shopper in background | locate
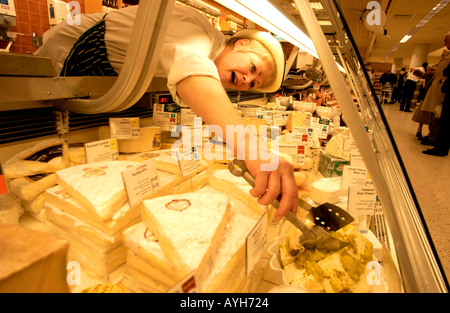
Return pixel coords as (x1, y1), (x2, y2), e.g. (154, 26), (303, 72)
(379, 69), (396, 104)
(423, 61), (450, 156)
(35, 5), (299, 220)
(400, 62), (428, 112)
(412, 66), (435, 139)
(391, 69), (406, 104)
(418, 33), (450, 146)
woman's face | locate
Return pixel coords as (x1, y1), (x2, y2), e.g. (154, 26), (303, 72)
(215, 40), (271, 91)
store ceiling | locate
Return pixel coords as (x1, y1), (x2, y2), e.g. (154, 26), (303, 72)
(271, 0), (450, 67)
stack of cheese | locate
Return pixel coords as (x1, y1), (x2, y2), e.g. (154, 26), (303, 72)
(121, 186), (261, 293)
(279, 224), (373, 293)
(45, 160), (141, 279)
(4, 139), (70, 221)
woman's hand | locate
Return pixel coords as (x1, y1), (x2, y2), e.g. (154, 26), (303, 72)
(245, 153), (298, 220)
(177, 75), (299, 220)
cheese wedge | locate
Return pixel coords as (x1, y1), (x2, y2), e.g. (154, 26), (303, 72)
(142, 191), (231, 276)
(55, 161), (138, 221)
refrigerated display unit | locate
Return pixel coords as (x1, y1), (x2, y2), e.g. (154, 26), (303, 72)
(0, 0), (448, 293)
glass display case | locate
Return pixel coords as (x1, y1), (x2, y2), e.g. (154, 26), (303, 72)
(0, 0), (448, 294)
(263, 0), (449, 292)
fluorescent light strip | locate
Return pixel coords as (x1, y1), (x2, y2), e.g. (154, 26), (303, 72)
(214, 0), (318, 58)
(399, 35), (411, 43)
(384, 0), (449, 60)
(310, 2), (324, 10)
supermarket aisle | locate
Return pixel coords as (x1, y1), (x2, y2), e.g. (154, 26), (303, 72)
(380, 103), (450, 281)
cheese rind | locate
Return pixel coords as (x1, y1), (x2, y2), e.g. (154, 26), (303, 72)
(55, 161), (138, 221)
(310, 179), (341, 204)
(142, 191), (231, 276)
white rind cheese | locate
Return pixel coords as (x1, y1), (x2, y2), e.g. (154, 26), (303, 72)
(310, 179), (341, 204)
(55, 161), (138, 221)
(142, 191), (231, 276)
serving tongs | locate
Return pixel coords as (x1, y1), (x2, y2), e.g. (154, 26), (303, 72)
(228, 159), (353, 251)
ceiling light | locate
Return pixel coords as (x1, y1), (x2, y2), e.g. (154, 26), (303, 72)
(399, 35), (411, 43)
(384, 0), (449, 60)
(310, 2), (323, 10)
(318, 20), (332, 26)
(214, 0), (319, 58)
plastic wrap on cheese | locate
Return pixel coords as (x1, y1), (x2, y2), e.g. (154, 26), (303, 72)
(55, 161), (139, 221)
(4, 139), (70, 179)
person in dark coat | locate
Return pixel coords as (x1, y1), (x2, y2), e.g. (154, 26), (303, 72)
(423, 61), (450, 156)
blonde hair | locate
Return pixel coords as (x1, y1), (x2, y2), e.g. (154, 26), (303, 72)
(226, 37), (277, 90)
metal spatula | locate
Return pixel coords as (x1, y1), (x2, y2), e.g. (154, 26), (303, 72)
(228, 159), (350, 251)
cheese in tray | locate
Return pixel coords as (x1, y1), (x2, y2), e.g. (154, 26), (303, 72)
(54, 161), (138, 221)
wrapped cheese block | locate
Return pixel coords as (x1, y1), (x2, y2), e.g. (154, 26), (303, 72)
(45, 184), (139, 238)
(0, 223), (70, 292)
(8, 173), (57, 201)
(99, 125), (161, 153)
(122, 187), (259, 293)
(55, 161), (138, 221)
(122, 222), (183, 292)
(4, 139), (70, 179)
(142, 191), (231, 277)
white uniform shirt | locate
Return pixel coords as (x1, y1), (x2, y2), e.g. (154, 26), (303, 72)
(405, 66), (425, 83)
(35, 5), (227, 104)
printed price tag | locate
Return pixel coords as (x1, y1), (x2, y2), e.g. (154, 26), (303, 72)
(246, 212), (268, 276)
(350, 150), (365, 168)
(122, 159), (160, 207)
(84, 138), (119, 163)
(109, 117), (140, 139)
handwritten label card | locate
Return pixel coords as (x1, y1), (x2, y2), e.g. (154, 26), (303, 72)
(122, 159), (160, 207)
(84, 138), (119, 163)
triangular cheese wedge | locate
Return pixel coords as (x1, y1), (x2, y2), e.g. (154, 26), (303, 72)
(142, 191), (230, 277)
(55, 161), (138, 221)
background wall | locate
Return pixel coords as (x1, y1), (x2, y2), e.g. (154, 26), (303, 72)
(8, 0), (85, 54)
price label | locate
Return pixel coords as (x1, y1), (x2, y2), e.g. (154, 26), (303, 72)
(122, 159), (160, 207)
(84, 138), (119, 163)
(175, 145), (203, 176)
(109, 117), (140, 139)
(348, 185), (377, 216)
(341, 165), (367, 190)
(246, 212), (268, 276)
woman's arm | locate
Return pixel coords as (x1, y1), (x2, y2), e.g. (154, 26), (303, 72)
(177, 75), (298, 220)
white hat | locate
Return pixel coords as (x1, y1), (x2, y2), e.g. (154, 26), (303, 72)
(233, 30), (285, 93)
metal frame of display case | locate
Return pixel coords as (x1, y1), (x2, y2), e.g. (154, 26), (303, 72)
(280, 0), (448, 292)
